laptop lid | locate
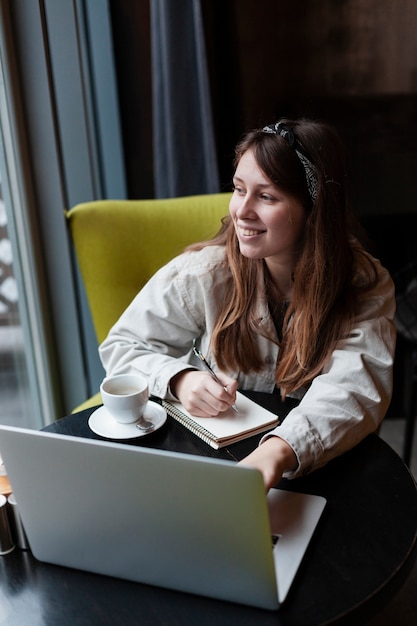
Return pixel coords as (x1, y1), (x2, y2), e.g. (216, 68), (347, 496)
(0, 426), (325, 610)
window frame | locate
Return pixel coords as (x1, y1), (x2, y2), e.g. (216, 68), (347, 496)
(1, 0), (126, 422)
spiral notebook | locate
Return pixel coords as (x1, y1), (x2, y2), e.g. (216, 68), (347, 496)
(162, 391), (280, 448)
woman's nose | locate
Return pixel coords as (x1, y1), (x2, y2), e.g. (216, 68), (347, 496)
(235, 195), (256, 219)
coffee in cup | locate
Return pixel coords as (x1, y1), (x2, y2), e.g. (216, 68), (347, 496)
(100, 374), (149, 424)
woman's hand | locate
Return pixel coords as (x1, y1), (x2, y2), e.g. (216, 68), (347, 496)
(170, 370), (238, 417)
(239, 436), (298, 491)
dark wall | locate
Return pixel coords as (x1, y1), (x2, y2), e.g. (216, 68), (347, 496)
(216, 0), (417, 218)
(110, 1), (417, 220)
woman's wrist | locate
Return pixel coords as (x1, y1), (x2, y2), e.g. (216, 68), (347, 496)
(266, 435), (298, 474)
(169, 369), (196, 399)
(239, 436), (298, 490)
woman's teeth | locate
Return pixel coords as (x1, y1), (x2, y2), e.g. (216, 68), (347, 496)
(240, 228), (263, 236)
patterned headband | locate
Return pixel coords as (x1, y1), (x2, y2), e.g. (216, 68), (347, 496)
(262, 122), (318, 201)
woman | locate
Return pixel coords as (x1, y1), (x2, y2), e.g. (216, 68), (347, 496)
(99, 118), (396, 490)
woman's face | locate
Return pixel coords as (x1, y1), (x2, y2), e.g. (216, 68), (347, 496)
(229, 148), (307, 280)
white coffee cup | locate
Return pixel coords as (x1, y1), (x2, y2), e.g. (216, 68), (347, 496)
(100, 374), (149, 424)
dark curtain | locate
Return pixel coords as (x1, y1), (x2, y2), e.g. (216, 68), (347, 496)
(150, 0), (220, 198)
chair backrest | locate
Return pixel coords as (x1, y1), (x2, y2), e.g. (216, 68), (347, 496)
(66, 193), (231, 344)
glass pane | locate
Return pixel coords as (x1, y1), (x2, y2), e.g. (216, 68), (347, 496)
(0, 187), (32, 427)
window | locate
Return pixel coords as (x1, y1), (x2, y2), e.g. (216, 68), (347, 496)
(0, 46), (50, 428)
(0, 1), (125, 424)
(0, 179), (33, 427)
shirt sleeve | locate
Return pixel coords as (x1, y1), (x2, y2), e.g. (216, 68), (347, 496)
(262, 262), (397, 479)
(99, 249), (226, 399)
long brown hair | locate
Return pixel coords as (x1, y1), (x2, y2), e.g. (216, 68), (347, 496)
(188, 118), (378, 396)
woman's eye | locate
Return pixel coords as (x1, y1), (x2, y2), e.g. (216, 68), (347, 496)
(261, 194), (274, 202)
(233, 185), (245, 195)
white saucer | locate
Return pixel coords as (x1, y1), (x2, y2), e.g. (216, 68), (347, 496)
(88, 401), (167, 439)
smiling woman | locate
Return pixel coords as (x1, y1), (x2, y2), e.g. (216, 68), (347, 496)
(99, 118), (396, 491)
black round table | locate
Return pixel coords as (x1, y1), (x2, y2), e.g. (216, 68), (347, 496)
(1, 392), (416, 625)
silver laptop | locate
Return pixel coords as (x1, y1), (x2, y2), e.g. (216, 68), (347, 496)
(0, 425), (325, 610)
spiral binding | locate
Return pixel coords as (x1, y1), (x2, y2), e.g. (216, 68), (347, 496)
(162, 401), (218, 448)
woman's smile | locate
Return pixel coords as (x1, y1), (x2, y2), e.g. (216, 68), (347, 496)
(237, 226), (266, 237)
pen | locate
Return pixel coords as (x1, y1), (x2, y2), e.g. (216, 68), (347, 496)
(192, 343), (239, 413)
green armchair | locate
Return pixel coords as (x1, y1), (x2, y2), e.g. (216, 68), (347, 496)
(66, 193), (231, 410)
